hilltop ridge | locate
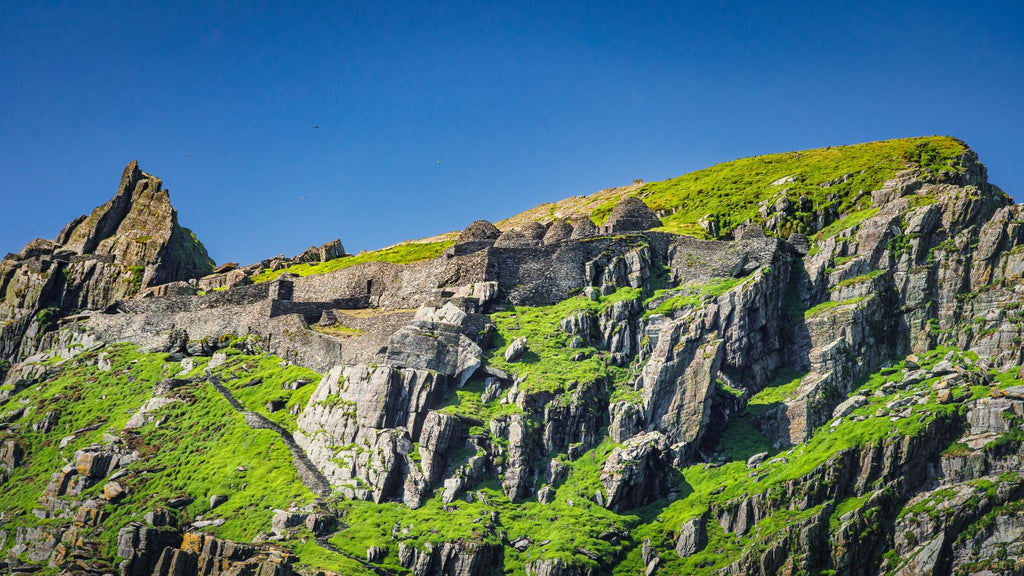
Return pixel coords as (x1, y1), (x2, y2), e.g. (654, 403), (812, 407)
(1, 136), (1023, 576)
(244, 136), (988, 285)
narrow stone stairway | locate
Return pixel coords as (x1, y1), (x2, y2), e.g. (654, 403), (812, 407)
(207, 374), (332, 497)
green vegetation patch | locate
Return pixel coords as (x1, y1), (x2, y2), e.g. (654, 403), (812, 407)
(804, 296), (867, 319)
(310, 323), (365, 339)
(253, 239), (454, 283)
(644, 276), (749, 318)
(484, 289), (637, 394)
(589, 137), (966, 239)
(746, 369), (806, 415)
(209, 352), (322, 431)
(324, 441), (641, 574)
(836, 269), (887, 288)
(0, 344), (163, 520)
(92, 379), (315, 549)
(613, 346), (978, 575)
(0, 344), (318, 563)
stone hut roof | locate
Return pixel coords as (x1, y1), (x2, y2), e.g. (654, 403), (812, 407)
(603, 197), (662, 233)
(454, 220), (501, 254)
(542, 220), (573, 244)
(493, 229), (533, 248)
(520, 221), (548, 244)
(569, 216), (598, 239)
(456, 220), (501, 244)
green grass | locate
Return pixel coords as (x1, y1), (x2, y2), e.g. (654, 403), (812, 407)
(806, 207), (881, 256)
(643, 276), (749, 318)
(0, 344), (163, 520)
(589, 137), (966, 239)
(484, 289), (636, 394)
(836, 269), (887, 287)
(89, 378), (315, 549)
(311, 324), (365, 338)
(436, 377), (522, 422)
(1, 289), (1012, 576)
(812, 207), (881, 244)
(804, 296), (867, 319)
(746, 369), (806, 415)
(612, 347), (979, 575)
(0, 345), (318, 564)
(830, 495), (868, 530)
(252, 239), (454, 283)
(323, 441), (642, 574)
(208, 352), (322, 431)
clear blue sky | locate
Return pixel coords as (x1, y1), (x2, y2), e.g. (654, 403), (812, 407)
(2, 1), (1022, 265)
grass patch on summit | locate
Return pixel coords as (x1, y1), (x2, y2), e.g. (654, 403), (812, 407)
(590, 137), (965, 239)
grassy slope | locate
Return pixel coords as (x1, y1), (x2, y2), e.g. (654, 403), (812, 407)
(1, 136), (1005, 574)
(0, 344), (372, 575)
(317, 344), (1023, 575)
(3, 340), (1021, 574)
(505, 136), (966, 239)
(620, 136), (966, 237)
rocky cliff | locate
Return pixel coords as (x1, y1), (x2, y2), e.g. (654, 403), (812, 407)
(1, 137), (1023, 576)
(0, 160), (213, 366)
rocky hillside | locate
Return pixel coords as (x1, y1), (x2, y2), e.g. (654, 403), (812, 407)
(0, 161), (213, 362)
(1, 137), (1023, 576)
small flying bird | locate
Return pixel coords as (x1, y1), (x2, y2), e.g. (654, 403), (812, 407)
(436, 160), (442, 166)
(312, 125), (320, 129)
(185, 154), (192, 159)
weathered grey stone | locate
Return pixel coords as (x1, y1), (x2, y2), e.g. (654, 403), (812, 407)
(543, 220), (573, 244)
(386, 323), (482, 386)
(504, 336), (528, 362)
(600, 432), (672, 512)
(569, 215), (598, 239)
(271, 510), (306, 535)
(603, 197), (662, 233)
(746, 452), (769, 468)
(455, 220), (500, 254)
(675, 513), (708, 557)
(832, 395), (867, 419)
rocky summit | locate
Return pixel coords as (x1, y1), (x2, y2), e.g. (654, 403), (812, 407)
(1, 137), (1023, 576)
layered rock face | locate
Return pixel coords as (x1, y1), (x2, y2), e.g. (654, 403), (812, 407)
(0, 161), (213, 363)
(2, 139), (1024, 576)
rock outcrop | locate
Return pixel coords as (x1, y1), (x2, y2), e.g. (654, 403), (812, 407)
(0, 160), (213, 362)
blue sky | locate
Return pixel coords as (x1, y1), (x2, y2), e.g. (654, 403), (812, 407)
(1, 1), (1022, 265)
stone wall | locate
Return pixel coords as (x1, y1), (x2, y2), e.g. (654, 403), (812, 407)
(117, 282), (272, 315)
(289, 249), (491, 309)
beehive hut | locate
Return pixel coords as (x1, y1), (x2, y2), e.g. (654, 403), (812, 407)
(520, 221), (548, 244)
(493, 229), (532, 248)
(569, 216), (598, 239)
(542, 219), (573, 244)
(603, 197), (662, 233)
(454, 220), (501, 255)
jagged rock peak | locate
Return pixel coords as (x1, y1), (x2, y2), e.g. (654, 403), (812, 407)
(54, 160), (214, 284)
(0, 160), (215, 355)
(57, 160), (157, 252)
